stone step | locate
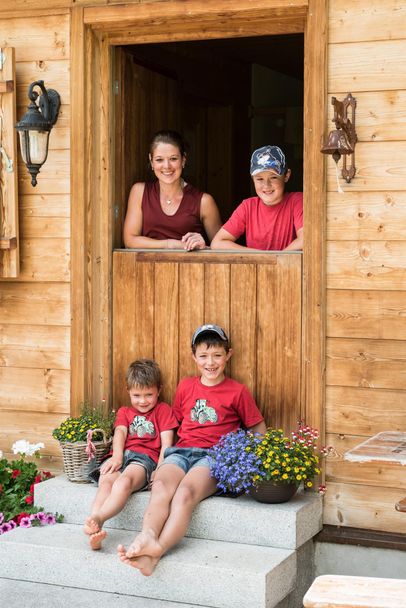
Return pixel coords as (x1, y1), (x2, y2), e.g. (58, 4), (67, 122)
(0, 522), (296, 608)
(0, 579), (210, 608)
(35, 475), (322, 550)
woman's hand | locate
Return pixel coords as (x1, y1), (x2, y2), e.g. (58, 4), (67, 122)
(100, 455), (123, 475)
(181, 232), (207, 251)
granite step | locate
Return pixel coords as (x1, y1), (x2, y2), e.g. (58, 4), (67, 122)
(0, 522), (296, 608)
(35, 475), (322, 550)
(0, 579), (209, 608)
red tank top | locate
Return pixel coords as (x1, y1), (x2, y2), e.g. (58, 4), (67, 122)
(141, 181), (205, 241)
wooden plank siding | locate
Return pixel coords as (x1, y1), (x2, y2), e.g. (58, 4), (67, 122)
(112, 251), (302, 434)
(325, 0), (406, 533)
(0, 11), (70, 467)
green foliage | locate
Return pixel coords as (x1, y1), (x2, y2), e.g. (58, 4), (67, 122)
(0, 456), (60, 523)
(52, 401), (115, 443)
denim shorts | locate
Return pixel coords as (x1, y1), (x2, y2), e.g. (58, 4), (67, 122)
(161, 447), (210, 474)
(88, 449), (156, 487)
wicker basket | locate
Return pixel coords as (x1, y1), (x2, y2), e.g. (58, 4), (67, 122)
(59, 428), (112, 483)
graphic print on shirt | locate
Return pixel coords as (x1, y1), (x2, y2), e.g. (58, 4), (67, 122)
(190, 399), (218, 424)
(129, 415), (156, 437)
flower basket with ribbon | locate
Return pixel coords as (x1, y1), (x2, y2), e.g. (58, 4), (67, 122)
(52, 402), (115, 483)
(59, 428), (112, 483)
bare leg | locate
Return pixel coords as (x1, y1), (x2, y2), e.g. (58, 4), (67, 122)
(84, 471), (119, 536)
(117, 464), (184, 567)
(85, 465), (147, 550)
(119, 467), (217, 575)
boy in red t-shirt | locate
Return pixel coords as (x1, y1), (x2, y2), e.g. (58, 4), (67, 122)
(212, 145), (303, 251)
(83, 359), (178, 550)
(117, 324), (266, 575)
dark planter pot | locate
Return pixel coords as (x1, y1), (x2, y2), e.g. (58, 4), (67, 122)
(249, 481), (298, 504)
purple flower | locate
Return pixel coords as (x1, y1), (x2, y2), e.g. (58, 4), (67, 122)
(0, 522), (14, 533)
(45, 514), (56, 525)
(19, 517), (32, 528)
(33, 511), (47, 524)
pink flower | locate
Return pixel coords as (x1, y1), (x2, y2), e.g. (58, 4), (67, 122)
(15, 512), (30, 525)
(318, 484), (326, 495)
(19, 516), (32, 528)
(45, 514), (56, 525)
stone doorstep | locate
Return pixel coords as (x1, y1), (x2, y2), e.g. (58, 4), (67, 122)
(0, 523), (297, 608)
(0, 579), (211, 608)
(35, 475), (323, 550)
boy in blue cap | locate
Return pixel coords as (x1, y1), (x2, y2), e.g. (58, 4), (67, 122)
(117, 324), (266, 575)
(212, 145), (303, 251)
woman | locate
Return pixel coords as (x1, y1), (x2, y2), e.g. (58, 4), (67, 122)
(123, 131), (222, 250)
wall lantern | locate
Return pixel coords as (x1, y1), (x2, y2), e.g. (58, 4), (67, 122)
(15, 80), (60, 187)
(321, 93), (357, 183)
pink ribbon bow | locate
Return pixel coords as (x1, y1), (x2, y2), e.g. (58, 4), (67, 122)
(86, 429), (96, 462)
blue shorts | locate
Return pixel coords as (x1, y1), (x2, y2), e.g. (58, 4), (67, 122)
(88, 449), (156, 487)
(161, 447), (210, 474)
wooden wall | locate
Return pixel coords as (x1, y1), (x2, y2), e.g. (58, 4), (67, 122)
(113, 251), (302, 434)
(324, 0), (406, 533)
(0, 10), (71, 469)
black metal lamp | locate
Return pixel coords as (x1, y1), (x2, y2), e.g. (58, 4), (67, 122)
(15, 80), (60, 187)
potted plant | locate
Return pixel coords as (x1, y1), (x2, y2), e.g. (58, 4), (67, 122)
(52, 402), (115, 483)
(207, 421), (328, 503)
(0, 441), (63, 534)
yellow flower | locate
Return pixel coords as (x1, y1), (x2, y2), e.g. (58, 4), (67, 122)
(296, 475), (302, 480)
(306, 481), (313, 487)
(282, 473), (288, 479)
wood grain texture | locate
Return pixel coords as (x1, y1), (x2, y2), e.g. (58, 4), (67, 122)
(327, 142), (406, 193)
(327, 192), (406, 241)
(326, 337), (406, 390)
(328, 40), (406, 93)
(327, 289), (406, 339)
(0, 47), (19, 278)
(327, 241), (406, 291)
(329, 0), (406, 44)
(328, 91), (406, 143)
(304, 574), (406, 608)
(112, 252), (302, 427)
(326, 386), (406, 435)
(323, 482), (406, 533)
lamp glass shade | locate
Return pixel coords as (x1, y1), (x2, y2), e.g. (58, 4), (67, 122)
(18, 129), (50, 165)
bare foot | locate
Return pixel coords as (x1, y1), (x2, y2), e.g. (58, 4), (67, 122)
(83, 516), (101, 536)
(117, 545), (160, 576)
(89, 529), (107, 550)
(125, 529), (163, 558)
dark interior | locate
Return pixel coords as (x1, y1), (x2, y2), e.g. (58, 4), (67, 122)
(114, 34), (303, 245)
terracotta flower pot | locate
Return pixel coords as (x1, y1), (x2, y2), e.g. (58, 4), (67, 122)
(249, 481), (298, 504)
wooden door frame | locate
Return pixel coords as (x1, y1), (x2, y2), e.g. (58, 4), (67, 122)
(70, 0), (327, 436)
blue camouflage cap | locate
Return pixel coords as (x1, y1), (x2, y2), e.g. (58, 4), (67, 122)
(250, 145), (286, 176)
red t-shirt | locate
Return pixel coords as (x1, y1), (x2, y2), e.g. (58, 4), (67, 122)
(114, 402), (178, 463)
(172, 376), (264, 449)
(222, 191), (303, 250)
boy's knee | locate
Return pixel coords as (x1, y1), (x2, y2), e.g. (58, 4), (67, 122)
(112, 475), (133, 493)
(173, 484), (196, 508)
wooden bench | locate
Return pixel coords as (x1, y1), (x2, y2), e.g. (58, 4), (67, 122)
(303, 575), (406, 608)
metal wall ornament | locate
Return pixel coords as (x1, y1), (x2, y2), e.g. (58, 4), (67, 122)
(15, 80), (60, 187)
(321, 93), (357, 184)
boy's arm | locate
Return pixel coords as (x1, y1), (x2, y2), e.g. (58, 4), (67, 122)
(156, 429), (175, 468)
(100, 425), (127, 474)
(283, 226), (303, 251)
(248, 420), (267, 436)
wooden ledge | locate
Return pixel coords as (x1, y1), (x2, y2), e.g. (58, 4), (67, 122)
(114, 248), (302, 265)
(316, 525), (406, 552)
(0, 80), (14, 93)
(396, 497), (406, 513)
(303, 575), (406, 608)
(0, 236), (17, 250)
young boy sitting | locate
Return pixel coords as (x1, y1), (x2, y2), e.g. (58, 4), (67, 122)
(117, 324), (266, 575)
(83, 359), (178, 550)
(211, 145), (303, 251)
